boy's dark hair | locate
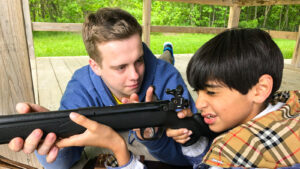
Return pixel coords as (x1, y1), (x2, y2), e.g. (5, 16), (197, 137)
(82, 7), (142, 65)
(187, 28), (283, 102)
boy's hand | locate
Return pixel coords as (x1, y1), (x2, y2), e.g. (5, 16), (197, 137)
(56, 112), (130, 166)
(8, 103), (59, 163)
(166, 109), (193, 144)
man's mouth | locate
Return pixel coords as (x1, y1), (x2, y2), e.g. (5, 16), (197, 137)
(128, 83), (139, 89)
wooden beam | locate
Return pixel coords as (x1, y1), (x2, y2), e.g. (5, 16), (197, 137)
(157, 0), (233, 6)
(228, 4), (241, 28)
(22, 0), (38, 104)
(0, 0), (34, 114)
(292, 26), (300, 68)
(267, 30), (298, 40)
(157, 0), (300, 6)
(0, 0), (41, 168)
(236, 0), (300, 6)
(151, 26), (226, 34)
(142, 0), (152, 46)
(32, 22), (298, 40)
(32, 22), (82, 32)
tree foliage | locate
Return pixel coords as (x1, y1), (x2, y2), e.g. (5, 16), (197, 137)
(29, 0), (299, 31)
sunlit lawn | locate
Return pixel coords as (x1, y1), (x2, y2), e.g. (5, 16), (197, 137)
(33, 31), (296, 59)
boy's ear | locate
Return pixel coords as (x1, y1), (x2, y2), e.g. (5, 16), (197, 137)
(89, 59), (102, 76)
(252, 74), (273, 104)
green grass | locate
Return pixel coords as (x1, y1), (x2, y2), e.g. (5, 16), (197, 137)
(33, 31), (296, 59)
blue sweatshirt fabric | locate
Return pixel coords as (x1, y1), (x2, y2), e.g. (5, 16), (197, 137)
(35, 43), (197, 169)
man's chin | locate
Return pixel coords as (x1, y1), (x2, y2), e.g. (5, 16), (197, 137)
(126, 87), (140, 95)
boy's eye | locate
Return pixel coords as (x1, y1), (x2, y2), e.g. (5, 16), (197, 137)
(206, 91), (215, 95)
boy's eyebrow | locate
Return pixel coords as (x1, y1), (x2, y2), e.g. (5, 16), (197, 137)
(205, 84), (222, 88)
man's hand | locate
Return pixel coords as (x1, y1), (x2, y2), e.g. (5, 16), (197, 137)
(56, 112), (130, 166)
(8, 103), (59, 163)
(122, 86), (156, 140)
(166, 109), (193, 144)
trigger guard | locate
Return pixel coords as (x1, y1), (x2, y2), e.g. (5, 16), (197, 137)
(140, 127), (164, 141)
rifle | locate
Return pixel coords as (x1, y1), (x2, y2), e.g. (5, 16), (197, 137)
(0, 85), (216, 146)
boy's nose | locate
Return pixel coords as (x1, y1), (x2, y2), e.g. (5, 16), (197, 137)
(196, 92), (208, 110)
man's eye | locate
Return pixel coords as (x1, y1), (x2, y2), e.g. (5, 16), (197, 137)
(137, 57), (144, 63)
(118, 65), (126, 70)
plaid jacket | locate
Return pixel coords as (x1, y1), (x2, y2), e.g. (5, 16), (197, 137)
(202, 91), (300, 169)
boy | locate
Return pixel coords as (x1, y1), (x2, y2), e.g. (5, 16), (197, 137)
(56, 28), (299, 168)
(8, 7), (196, 168)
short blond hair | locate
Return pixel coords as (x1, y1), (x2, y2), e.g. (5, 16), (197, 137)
(82, 8), (142, 64)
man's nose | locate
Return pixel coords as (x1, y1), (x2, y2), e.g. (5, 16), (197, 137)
(129, 65), (139, 80)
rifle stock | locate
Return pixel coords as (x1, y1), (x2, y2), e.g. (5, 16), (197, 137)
(0, 86), (216, 146)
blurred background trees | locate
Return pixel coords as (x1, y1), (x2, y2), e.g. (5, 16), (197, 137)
(29, 0), (299, 31)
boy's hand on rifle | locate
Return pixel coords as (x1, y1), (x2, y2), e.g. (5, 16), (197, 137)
(56, 112), (130, 166)
(166, 109), (193, 144)
(8, 103), (59, 163)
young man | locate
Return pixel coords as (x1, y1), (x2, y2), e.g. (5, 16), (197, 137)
(55, 28), (300, 168)
(8, 7), (196, 168)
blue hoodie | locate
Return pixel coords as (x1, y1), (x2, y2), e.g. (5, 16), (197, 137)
(35, 43), (197, 169)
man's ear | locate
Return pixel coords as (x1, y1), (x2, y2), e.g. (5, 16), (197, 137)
(89, 59), (102, 76)
(252, 74), (273, 104)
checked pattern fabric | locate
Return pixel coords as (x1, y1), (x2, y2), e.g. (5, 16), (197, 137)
(202, 91), (300, 169)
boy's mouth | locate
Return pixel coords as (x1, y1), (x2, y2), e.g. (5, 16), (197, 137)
(202, 113), (217, 125)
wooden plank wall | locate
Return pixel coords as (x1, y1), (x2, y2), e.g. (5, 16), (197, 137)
(0, 0), (41, 168)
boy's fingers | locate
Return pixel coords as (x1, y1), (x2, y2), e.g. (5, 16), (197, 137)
(145, 86), (154, 102)
(69, 112), (99, 131)
(175, 137), (191, 144)
(56, 136), (79, 148)
(166, 128), (192, 137)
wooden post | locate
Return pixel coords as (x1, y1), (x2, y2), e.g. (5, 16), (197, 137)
(143, 0), (152, 46)
(292, 25), (300, 68)
(0, 0), (41, 168)
(23, 0), (39, 104)
(227, 4), (241, 28)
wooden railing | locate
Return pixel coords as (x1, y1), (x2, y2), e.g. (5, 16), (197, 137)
(29, 0), (300, 68)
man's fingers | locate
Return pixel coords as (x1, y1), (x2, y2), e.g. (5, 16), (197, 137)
(28, 103), (49, 112)
(129, 93), (139, 103)
(177, 109), (193, 118)
(8, 137), (24, 152)
(37, 133), (57, 155)
(145, 86), (154, 102)
(46, 146), (59, 163)
(23, 129), (43, 154)
(16, 103), (31, 114)
(16, 102), (49, 114)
